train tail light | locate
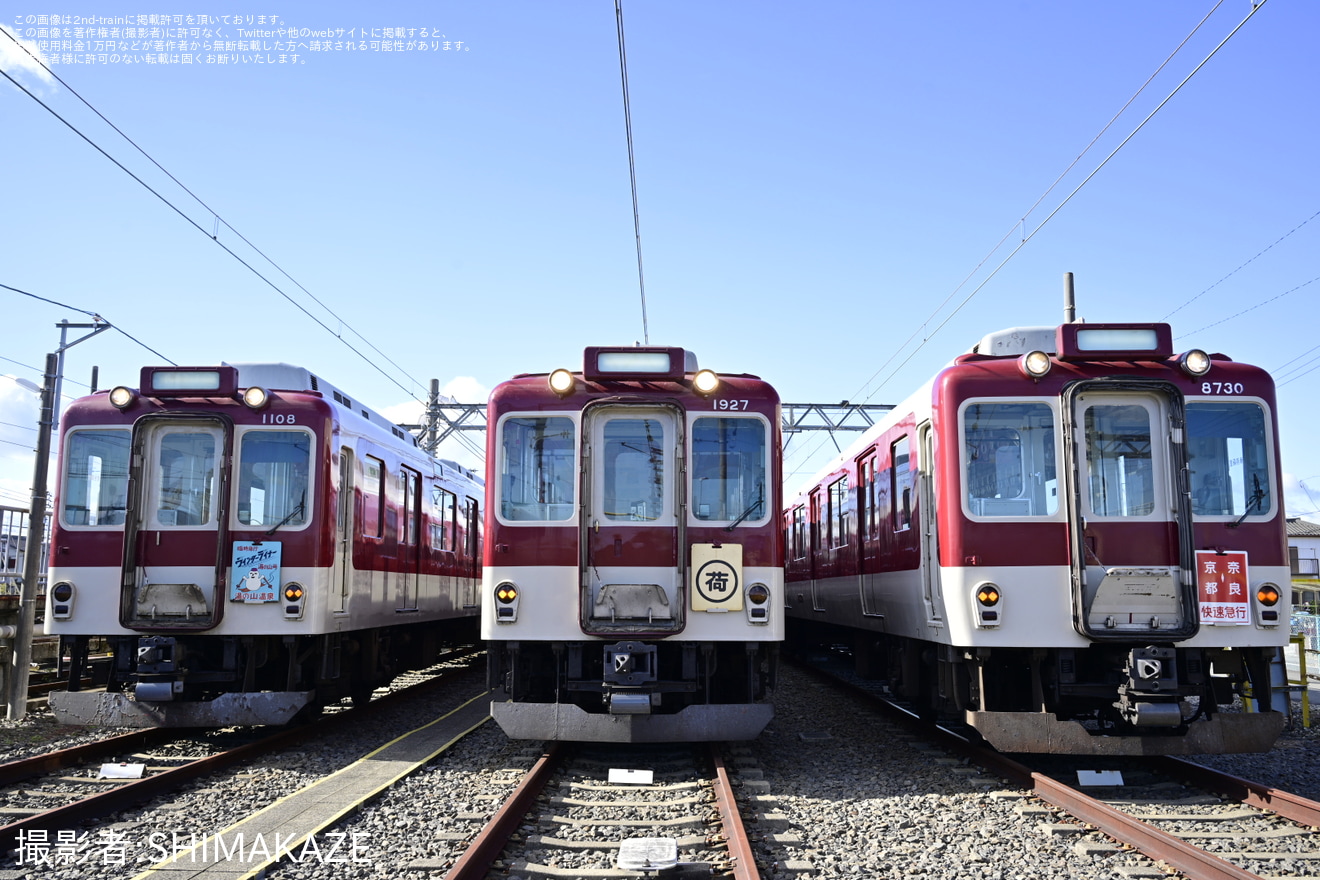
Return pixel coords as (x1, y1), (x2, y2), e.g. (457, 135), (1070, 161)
(1256, 582), (1281, 624)
(745, 582), (770, 625)
(495, 581), (520, 622)
(282, 582), (306, 620)
(974, 582), (1001, 627)
(50, 581), (75, 621)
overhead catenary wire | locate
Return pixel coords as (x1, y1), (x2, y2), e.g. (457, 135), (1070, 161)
(0, 283), (177, 367)
(615, 0), (650, 345)
(782, 0), (1272, 481)
(0, 27), (427, 403)
(0, 34), (434, 415)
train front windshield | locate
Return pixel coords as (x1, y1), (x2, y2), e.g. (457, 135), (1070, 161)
(959, 398), (1274, 520)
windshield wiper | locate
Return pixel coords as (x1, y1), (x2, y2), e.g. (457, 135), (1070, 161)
(1227, 475), (1266, 529)
(724, 483), (764, 533)
(266, 493), (307, 536)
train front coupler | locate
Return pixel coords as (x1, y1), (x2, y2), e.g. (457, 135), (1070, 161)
(1112, 645), (1184, 728)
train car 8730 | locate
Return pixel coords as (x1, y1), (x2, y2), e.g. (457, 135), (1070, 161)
(483, 346), (782, 742)
(786, 322), (1290, 754)
(47, 363), (482, 726)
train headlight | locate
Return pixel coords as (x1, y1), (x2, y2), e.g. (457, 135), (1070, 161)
(693, 369), (720, 395)
(282, 581), (306, 620)
(1178, 349), (1211, 377)
(1018, 350), (1052, 380)
(109, 386), (137, 409)
(745, 582), (770, 625)
(548, 369), (575, 396)
(974, 581), (1001, 627)
(242, 386), (271, 410)
(50, 581), (74, 620)
(494, 581), (520, 622)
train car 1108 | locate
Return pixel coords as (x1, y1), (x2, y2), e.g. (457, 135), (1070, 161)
(483, 346), (782, 742)
(786, 322), (1290, 754)
(46, 363), (482, 726)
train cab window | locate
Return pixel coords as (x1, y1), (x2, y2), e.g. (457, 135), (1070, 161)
(236, 430), (311, 529)
(691, 417), (767, 524)
(962, 402), (1058, 518)
(152, 430), (219, 527)
(1083, 405), (1154, 517)
(499, 417), (576, 522)
(62, 429), (130, 527)
(602, 418), (666, 521)
(431, 486), (457, 551)
(1187, 402), (1272, 518)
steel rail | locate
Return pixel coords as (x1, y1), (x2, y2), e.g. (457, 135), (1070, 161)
(709, 745), (762, 880)
(442, 742), (566, 880)
(0, 650), (480, 850)
(790, 658), (1269, 880)
(1157, 755), (1320, 828)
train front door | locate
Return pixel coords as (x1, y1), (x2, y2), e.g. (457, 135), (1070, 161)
(1065, 382), (1196, 639)
(120, 414), (230, 630)
(580, 404), (683, 635)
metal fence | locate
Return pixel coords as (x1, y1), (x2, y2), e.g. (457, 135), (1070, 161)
(1294, 613), (1320, 653)
(0, 505), (48, 598)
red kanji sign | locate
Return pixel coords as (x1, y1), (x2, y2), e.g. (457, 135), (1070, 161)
(1196, 549), (1250, 626)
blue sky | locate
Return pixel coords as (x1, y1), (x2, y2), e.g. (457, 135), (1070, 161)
(2, 1), (1318, 516)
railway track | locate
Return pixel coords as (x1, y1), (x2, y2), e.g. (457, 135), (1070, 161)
(445, 741), (761, 880)
(0, 648), (483, 856)
(795, 655), (1320, 880)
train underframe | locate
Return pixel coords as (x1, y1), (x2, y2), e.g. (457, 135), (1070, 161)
(793, 620), (1285, 755)
(50, 618), (477, 727)
(487, 639), (778, 742)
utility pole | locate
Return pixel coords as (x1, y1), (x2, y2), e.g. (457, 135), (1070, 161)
(8, 319), (110, 720)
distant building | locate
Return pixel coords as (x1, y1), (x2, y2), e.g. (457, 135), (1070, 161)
(1289, 517), (1320, 611)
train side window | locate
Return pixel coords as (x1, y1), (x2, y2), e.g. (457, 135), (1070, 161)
(1186, 402), (1272, 518)
(362, 456), (385, 537)
(828, 476), (850, 549)
(793, 505), (807, 559)
(62, 429), (130, 527)
(892, 437), (911, 532)
(236, 430), (311, 528)
(431, 486), (457, 551)
(962, 402), (1058, 518)
(465, 498), (481, 558)
(499, 416), (576, 522)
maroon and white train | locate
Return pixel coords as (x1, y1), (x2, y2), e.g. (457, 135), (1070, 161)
(46, 363), (482, 726)
(786, 322), (1290, 754)
(482, 346), (782, 742)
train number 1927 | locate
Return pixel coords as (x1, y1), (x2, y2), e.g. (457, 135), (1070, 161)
(713, 399), (750, 411)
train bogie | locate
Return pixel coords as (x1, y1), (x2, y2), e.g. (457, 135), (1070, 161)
(46, 363), (482, 726)
(483, 347), (782, 742)
(786, 323), (1290, 755)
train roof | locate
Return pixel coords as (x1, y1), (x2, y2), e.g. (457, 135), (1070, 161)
(223, 362), (420, 448)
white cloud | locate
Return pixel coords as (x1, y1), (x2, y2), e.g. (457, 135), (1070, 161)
(0, 26), (56, 88)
